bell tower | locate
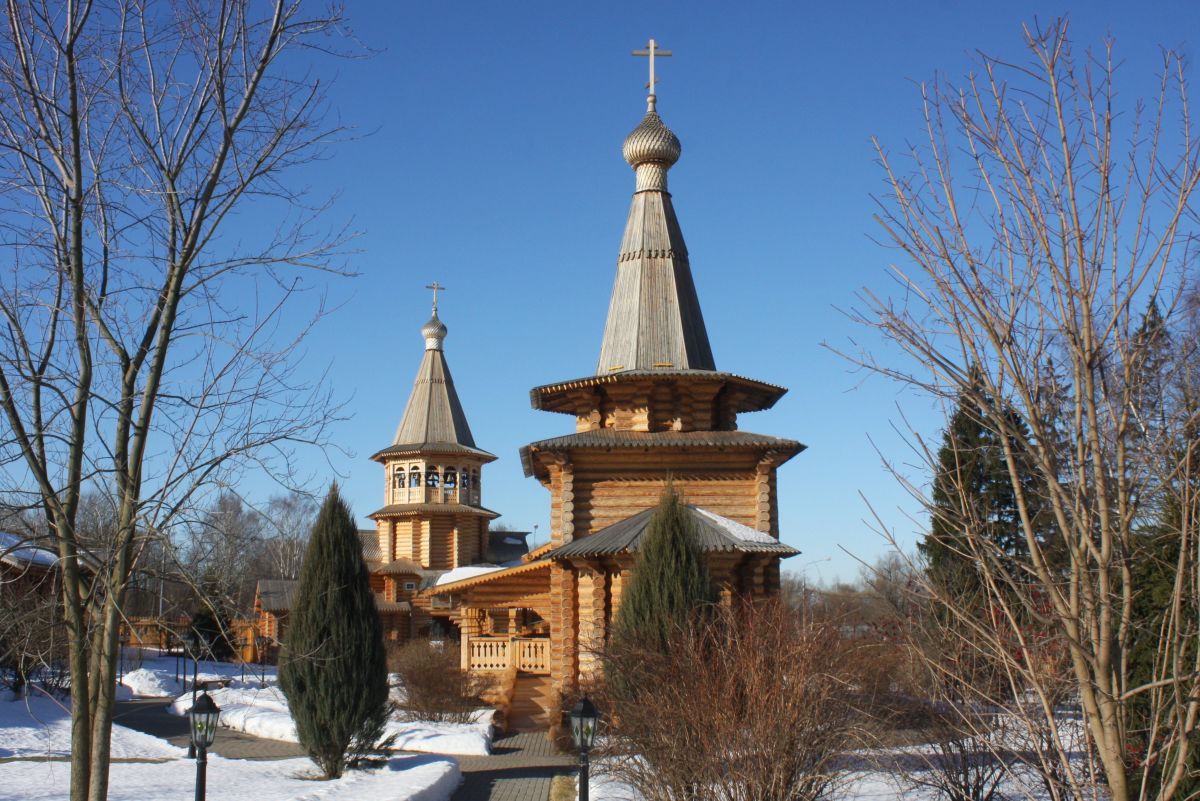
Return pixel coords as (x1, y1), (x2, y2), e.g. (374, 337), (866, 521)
(369, 289), (498, 571)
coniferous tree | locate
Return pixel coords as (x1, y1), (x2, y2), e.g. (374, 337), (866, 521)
(278, 485), (389, 779)
(612, 488), (717, 652)
(920, 379), (1050, 595)
(1125, 301), (1200, 800)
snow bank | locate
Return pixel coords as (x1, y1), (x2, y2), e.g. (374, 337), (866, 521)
(0, 752), (460, 801)
(120, 668), (182, 699)
(168, 682), (493, 756)
(0, 694), (183, 760)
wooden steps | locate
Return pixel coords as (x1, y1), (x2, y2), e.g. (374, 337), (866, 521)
(506, 674), (554, 731)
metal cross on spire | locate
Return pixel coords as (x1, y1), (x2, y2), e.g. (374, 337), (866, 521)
(425, 281), (445, 313)
(632, 38), (672, 96)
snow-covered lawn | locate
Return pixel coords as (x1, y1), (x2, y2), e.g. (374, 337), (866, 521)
(120, 651), (270, 698)
(0, 680), (462, 801)
(167, 683), (494, 756)
(0, 693), (183, 760)
(118, 650), (493, 756)
(1, 752), (460, 801)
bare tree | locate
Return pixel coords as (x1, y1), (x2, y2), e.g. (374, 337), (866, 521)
(0, 2), (351, 799)
(600, 601), (866, 801)
(845, 19), (1200, 801)
(261, 490), (318, 580)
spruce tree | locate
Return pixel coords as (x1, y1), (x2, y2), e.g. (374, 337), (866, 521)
(613, 487), (717, 652)
(278, 484), (389, 779)
(920, 379), (1049, 595)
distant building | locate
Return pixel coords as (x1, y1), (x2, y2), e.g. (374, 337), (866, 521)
(0, 530), (60, 597)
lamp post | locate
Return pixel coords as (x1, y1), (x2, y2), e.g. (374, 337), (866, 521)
(187, 692), (220, 801)
(184, 631), (200, 757)
(570, 697), (599, 801)
(254, 635), (268, 687)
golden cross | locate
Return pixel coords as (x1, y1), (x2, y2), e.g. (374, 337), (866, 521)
(425, 281), (445, 313)
(632, 38), (672, 95)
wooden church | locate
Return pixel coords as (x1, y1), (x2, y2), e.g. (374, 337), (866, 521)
(369, 52), (805, 727)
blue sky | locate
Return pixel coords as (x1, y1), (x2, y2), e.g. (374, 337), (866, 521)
(243, 1), (1200, 585)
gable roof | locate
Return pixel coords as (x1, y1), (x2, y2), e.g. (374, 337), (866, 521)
(486, 530), (530, 564)
(0, 530), (59, 570)
(549, 505), (799, 559)
(256, 579), (297, 612)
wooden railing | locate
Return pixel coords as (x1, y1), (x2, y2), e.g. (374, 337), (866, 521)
(389, 486), (481, 506)
(515, 638), (550, 673)
(468, 637), (550, 675)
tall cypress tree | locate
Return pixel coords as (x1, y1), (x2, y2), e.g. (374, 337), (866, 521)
(278, 485), (389, 779)
(613, 487), (717, 652)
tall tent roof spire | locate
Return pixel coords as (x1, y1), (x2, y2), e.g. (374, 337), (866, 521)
(390, 296), (480, 452)
(596, 42), (715, 375)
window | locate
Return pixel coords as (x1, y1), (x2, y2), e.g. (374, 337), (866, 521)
(409, 467), (420, 488)
(443, 468), (457, 489)
(403, 581), (417, 592)
(426, 468), (440, 488)
(460, 471), (471, 490)
(393, 467), (405, 489)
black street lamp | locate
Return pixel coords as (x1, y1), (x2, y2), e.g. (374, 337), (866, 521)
(570, 697), (599, 801)
(187, 692), (220, 801)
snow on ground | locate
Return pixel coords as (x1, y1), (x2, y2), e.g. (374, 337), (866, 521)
(0, 752), (461, 801)
(119, 650), (269, 698)
(167, 683), (494, 756)
(0, 693), (183, 760)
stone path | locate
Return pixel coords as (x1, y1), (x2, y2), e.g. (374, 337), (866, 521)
(450, 731), (576, 801)
(114, 699), (577, 801)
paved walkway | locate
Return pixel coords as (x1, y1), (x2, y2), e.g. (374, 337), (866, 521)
(113, 698), (305, 760)
(114, 699), (577, 801)
(450, 731), (576, 801)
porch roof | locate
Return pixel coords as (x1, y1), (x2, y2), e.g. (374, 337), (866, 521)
(376, 599), (413, 613)
(549, 505), (800, 559)
(423, 558), (551, 594)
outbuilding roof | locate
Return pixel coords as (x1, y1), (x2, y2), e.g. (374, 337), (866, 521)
(0, 530), (59, 569)
(256, 579), (297, 612)
(549, 505), (799, 559)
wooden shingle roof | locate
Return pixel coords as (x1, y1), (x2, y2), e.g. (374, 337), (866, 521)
(521, 429), (805, 478)
(379, 309), (495, 462)
(596, 101), (714, 375)
(256, 580), (297, 612)
(367, 502), (500, 520)
(549, 506), (799, 559)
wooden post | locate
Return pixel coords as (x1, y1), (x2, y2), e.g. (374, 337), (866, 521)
(577, 566), (607, 677)
(550, 562), (578, 694)
(460, 608), (481, 671)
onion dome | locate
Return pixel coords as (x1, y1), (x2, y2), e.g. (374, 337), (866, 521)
(622, 96), (681, 171)
(421, 311), (448, 351)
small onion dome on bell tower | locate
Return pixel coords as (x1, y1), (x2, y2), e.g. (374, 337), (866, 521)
(421, 311), (448, 351)
(622, 96), (681, 192)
